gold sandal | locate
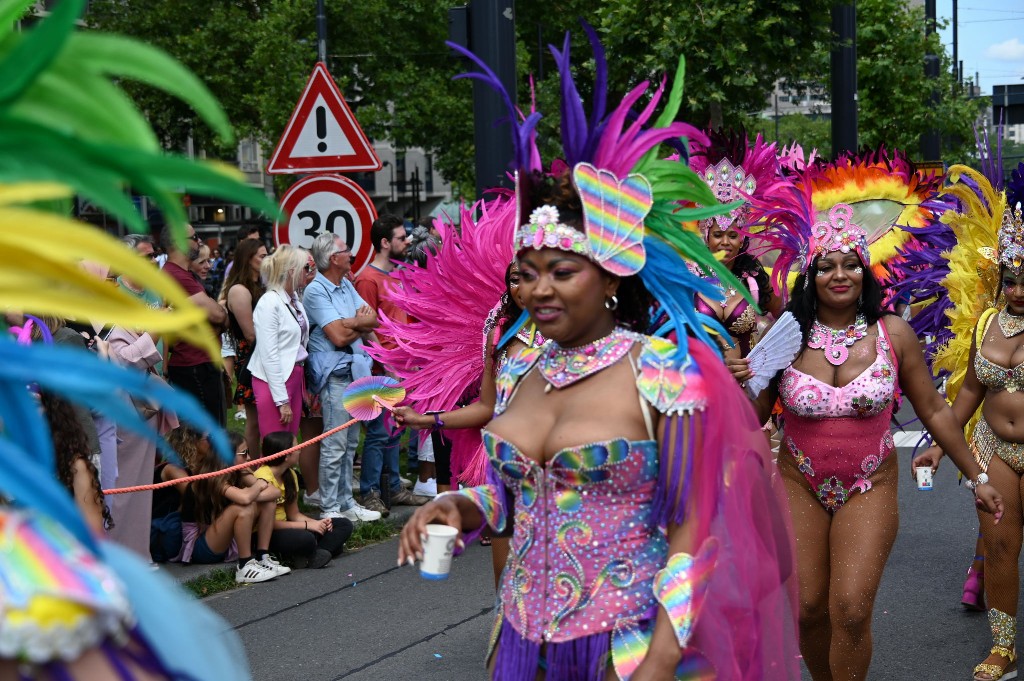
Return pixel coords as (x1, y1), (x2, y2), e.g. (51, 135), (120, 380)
(973, 645), (1017, 680)
(975, 609), (1018, 681)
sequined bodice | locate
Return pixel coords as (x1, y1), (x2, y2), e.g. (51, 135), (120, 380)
(780, 335), (896, 418)
(974, 352), (1024, 394)
(482, 431), (667, 644)
(695, 296), (757, 336)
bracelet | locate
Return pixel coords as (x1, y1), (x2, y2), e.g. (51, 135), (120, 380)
(426, 410), (445, 431)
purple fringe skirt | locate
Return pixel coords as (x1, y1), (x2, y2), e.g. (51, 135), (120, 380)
(491, 618), (612, 681)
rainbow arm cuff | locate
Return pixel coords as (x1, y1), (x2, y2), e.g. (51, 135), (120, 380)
(653, 536), (719, 649)
(436, 485), (507, 550)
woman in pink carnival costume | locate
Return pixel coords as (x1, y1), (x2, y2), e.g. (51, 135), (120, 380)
(730, 151), (1004, 680)
(398, 25), (799, 681)
(688, 128), (788, 357)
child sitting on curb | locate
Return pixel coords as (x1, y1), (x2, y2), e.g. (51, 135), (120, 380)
(254, 431), (353, 569)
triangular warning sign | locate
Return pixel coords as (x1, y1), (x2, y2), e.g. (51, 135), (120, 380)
(267, 62), (382, 174)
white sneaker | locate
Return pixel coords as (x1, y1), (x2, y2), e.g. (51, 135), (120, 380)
(412, 478), (437, 498)
(233, 410), (247, 421)
(399, 476), (413, 489)
(338, 505), (382, 522)
(259, 554), (291, 577)
(235, 558), (277, 584)
(302, 490), (321, 508)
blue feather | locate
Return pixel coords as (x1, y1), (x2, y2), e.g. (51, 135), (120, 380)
(0, 438), (97, 550)
(0, 339), (232, 464)
(639, 237), (730, 360)
(496, 309), (530, 350)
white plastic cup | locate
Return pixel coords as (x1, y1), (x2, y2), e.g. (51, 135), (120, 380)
(915, 466), (933, 491)
(420, 524), (459, 580)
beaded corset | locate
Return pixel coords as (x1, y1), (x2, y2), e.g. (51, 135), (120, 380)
(974, 352), (1024, 394)
(483, 431), (666, 644)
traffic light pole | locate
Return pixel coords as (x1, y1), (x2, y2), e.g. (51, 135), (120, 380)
(831, 2), (858, 157)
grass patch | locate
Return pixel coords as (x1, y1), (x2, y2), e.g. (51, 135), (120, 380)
(183, 567), (239, 598)
(347, 517), (403, 550)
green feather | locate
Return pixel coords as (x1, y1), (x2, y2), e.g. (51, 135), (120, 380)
(0, 0), (36, 40)
(10, 68), (159, 151)
(0, 0), (84, 104)
(63, 34), (233, 144)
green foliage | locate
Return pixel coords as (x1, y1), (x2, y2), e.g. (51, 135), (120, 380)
(743, 113), (832, 159)
(855, 0), (986, 163)
(347, 517), (402, 550)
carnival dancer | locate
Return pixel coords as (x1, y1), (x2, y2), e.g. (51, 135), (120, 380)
(912, 163), (1024, 681)
(730, 152), (1004, 681)
(689, 128), (786, 357)
(399, 27), (798, 680)
(0, 0), (278, 677)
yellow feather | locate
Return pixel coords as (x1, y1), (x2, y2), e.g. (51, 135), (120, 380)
(928, 165), (1006, 439)
(0, 209), (220, 360)
(0, 182), (73, 206)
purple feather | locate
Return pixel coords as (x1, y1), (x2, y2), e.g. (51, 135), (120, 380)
(1008, 162), (1024, 209)
(581, 21), (607, 158)
(549, 32), (588, 166)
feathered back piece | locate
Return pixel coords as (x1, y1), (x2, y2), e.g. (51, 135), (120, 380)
(366, 196), (517, 414)
(1009, 162), (1024, 210)
(688, 129), (788, 235)
(451, 24), (746, 357)
(927, 166), (1006, 437)
(750, 148), (945, 303)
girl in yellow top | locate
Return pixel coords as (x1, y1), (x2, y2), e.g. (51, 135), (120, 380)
(254, 431), (353, 569)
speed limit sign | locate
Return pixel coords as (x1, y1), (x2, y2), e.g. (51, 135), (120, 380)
(274, 174), (377, 275)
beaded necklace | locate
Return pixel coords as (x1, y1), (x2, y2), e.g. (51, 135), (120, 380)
(808, 313), (868, 367)
(539, 327), (638, 392)
(998, 308), (1024, 339)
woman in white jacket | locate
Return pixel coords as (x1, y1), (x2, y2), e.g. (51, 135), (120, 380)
(249, 245), (310, 437)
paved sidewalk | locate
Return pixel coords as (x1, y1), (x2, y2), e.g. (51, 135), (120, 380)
(205, 530), (495, 681)
(159, 504), (422, 586)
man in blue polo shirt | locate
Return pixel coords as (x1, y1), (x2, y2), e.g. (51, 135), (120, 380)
(303, 233), (381, 523)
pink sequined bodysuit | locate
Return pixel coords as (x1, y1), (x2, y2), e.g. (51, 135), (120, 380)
(483, 431), (666, 645)
(779, 329), (897, 512)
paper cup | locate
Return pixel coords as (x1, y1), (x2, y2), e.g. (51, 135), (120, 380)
(915, 466), (933, 491)
(420, 524), (459, 580)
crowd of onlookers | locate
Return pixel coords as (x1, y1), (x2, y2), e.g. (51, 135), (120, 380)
(14, 216), (443, 585)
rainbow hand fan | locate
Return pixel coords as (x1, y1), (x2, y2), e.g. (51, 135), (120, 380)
(342, 376), (406, 420)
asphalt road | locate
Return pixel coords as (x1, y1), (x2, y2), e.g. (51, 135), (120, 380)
(206, 442), (1007, 681)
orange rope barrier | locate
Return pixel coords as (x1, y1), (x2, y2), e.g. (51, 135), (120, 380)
(102, 418), (360, 495)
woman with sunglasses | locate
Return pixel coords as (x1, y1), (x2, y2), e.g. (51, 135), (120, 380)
(248, 245), (310, 437)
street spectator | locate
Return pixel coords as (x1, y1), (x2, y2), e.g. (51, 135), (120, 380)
(150, 427), (194, 563)
(250, 245), (309, 437)
(175, 427), (283, 583)
(220, 239), (268, 454)
(222, 224), (261, 280)
(297, 249), (324, 507)
(190, 243), (214, 296)
(160, 224), (228, 426)
(303, 232), (380, 523)
(106, 233), (181, 560)
(354, 214), (426, 514)
(253, 431), (353, 568)
(41, 391), (111, 536)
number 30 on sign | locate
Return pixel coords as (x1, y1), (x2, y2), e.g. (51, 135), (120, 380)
(273, 174), (377, 275)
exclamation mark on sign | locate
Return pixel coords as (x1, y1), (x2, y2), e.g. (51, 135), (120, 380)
(315, 106), (328, 153)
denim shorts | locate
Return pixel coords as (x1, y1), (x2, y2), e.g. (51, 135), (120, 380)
(191, 532), (228, 564)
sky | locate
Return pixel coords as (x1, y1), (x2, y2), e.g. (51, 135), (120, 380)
(936, 0), (1024, 93)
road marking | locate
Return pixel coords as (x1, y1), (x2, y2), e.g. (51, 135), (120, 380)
(894, 431), (927, 448)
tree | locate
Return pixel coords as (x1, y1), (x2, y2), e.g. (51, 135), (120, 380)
(856, 0), (985, 164)
(88, 0), (841, 197)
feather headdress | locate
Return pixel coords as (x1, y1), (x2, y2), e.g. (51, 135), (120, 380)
(751, 148), (945, 302)
(688, 129), (788, 236)
(450, 25), (743, 357)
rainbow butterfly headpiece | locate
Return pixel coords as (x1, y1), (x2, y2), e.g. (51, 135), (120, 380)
(808, 203), (871, 271)
(514, 162), (653, 277)
(998, 205), (1024, 276)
